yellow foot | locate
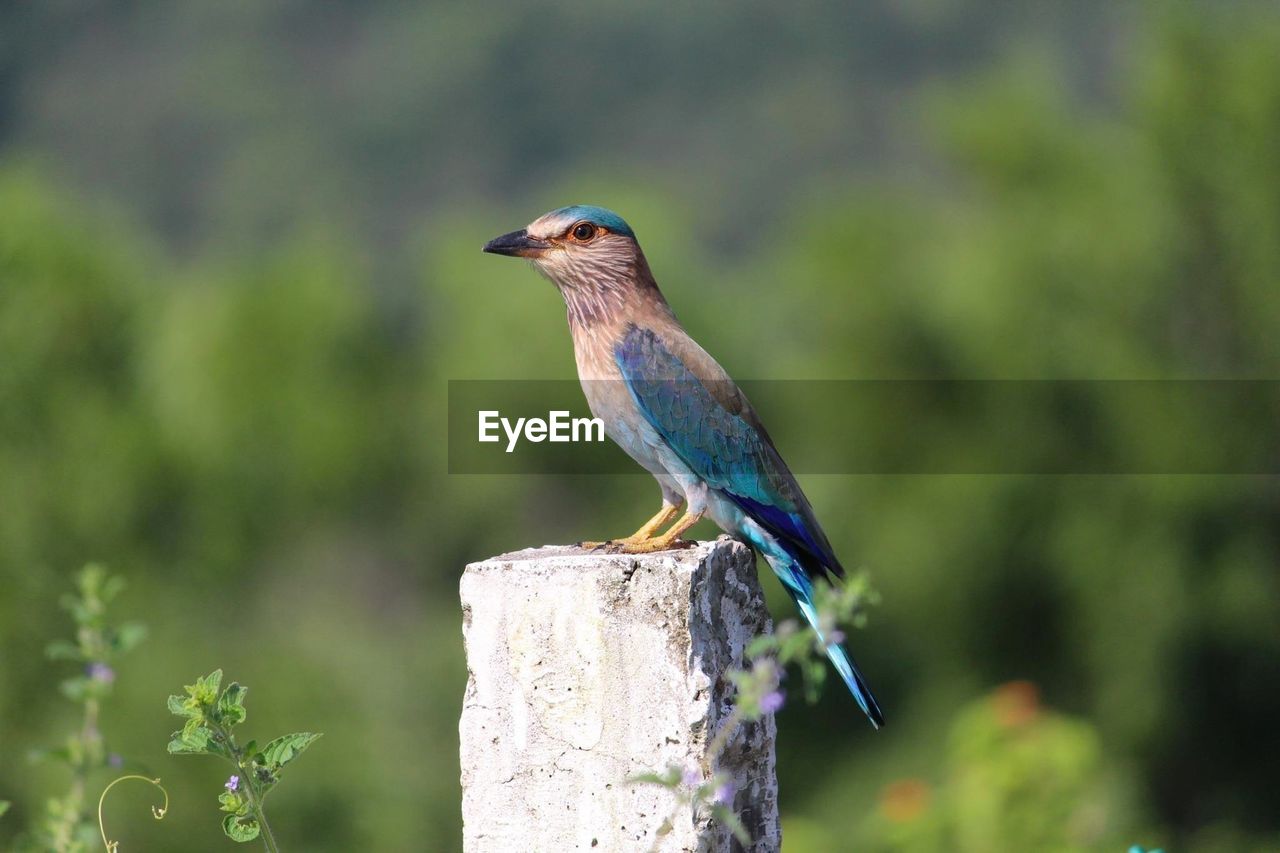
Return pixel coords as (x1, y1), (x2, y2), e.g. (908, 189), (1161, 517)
(575, 539), (617, 551)
(605, 509), (705, 554)
(606, 536), (699, 554)
(573, 536), (689, 552)
(574, 503), (684, 552)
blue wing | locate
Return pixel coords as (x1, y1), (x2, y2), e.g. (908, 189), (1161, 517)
(613, 325), (842, 580)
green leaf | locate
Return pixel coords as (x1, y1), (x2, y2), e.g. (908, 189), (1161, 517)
(100, 573), (127, 604)
(27, 745), (73, 765)
(59, 676), (89, 702)
(45, 639), (81, 661)
(259, 732), (321, 774)
(205, 668), (223, 690)
(167, 693), (198, 718)
(167, 735), (201, 754)
(222, 814), (260, 843)
(745, 634), (778, 660)
(217, 682), (248, 727)
(628, 769), (682, 788)
(0, 800), (10, 818)
(110, 621), (148, 654)
(778, 631), (812, 663)
(182, 716), (205, 740)
(218, 790), (248, 815)
(77, 564), (108, 595)
(802, 660), (826, 704)
(189, 669), (223, 705)
(709, 803), (751, 845)
(168, 723), (213, 754)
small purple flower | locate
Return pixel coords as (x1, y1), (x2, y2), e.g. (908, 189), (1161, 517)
(760, 690), (786, 714)
(713, 779), (736, 806)
(108, 753), (124, 768)
(681, 765), (702, 789)
(225, 775), (240, 792)
(828, 630), (846, 645)
(87, 662), (115, 684)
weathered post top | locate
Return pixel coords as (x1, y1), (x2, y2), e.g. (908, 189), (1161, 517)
(459, 538), (780, 853)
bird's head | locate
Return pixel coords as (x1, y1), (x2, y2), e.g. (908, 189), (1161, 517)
(482, 205), (646, 296)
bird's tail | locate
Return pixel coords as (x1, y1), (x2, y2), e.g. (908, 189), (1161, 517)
(761, 551), (885, 729)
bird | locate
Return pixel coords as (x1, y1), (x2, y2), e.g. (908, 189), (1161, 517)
(483, 205), (883, 729)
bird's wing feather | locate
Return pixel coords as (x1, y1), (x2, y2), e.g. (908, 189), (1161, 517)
(614, 324), (844, 579)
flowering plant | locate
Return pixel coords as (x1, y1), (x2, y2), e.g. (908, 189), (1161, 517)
(636, 572), (879, 846)
(168, 670), (321, 850)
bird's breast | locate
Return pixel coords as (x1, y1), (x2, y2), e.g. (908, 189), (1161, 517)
(572, 329), (628, 421)
(571, 326), (672, 477)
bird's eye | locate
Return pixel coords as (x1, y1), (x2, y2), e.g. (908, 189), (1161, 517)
(571, 222), (597, 241)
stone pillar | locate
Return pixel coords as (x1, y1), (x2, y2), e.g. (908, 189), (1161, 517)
(459, 538), (779, 852)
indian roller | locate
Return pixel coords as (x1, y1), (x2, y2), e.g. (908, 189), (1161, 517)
(483, 205), (884, 728)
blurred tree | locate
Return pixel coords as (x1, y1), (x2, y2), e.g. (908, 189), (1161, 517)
(2, 5), (1279, 851)
(857, 682), (1140, 852)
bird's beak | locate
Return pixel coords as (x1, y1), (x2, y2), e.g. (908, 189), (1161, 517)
(482, 229), (550, 258)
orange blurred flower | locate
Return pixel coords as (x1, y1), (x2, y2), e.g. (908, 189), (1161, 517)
(991, 680), (1041, 728)
(879, 778), (932, 823)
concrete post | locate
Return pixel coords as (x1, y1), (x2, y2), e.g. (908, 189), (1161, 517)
(459, 538), (779, 852)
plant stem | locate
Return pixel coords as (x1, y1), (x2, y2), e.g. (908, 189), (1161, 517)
(246, 787), (281, 853)
(50, 669), (104, 846)
(214, 721), (281, 853)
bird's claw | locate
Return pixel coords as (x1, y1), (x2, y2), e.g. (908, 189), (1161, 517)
(574, 538), (697, 554)
(605, 537), (697, 554)
(575, 540), (617, 552)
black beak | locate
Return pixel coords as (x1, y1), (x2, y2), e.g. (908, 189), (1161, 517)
(482, 228), (550, 258)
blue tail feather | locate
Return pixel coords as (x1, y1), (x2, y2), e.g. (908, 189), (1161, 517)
(766, 552), (885, 729)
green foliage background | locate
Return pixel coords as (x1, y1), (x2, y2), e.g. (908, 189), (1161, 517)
(1, 3), (1278, 850)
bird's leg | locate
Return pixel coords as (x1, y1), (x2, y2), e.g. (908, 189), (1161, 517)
(576, 503), (682, 550)
(610, 509), (705, 554)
